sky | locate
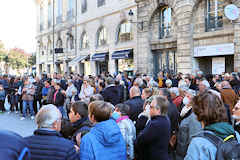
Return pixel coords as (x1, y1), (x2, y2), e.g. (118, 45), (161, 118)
(0, 0), (36, 54)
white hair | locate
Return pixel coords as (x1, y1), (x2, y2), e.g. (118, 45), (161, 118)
(134, 78), (143, 86)
(201, 80), (210, 88)
(165, 79), (172, 87)
(178, 79), (189, 91)
(169, 87), (179, 96)
(148, 79), (158, 88)
(35, 104), (62, 129)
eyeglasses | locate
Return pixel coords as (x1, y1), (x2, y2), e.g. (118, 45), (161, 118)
(233, 107), (240, 111)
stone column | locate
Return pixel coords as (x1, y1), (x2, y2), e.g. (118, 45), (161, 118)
(175, 2), (193, 74)
(234, 21), (240, 72)
(135, 1), (153, 74)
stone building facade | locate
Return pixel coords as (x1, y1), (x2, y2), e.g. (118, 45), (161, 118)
(135, 0), (240, 76)
(35, 0), (137, 76)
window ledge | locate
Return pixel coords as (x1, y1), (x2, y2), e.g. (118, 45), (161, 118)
(151, 36), (177, 45)
(193, 29), (234, 40)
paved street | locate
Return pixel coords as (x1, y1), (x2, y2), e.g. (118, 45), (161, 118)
(0, 112), (36, 137)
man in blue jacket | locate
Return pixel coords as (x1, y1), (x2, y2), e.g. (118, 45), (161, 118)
(80, 101), (127, 160)
(25, 104), (79, 160)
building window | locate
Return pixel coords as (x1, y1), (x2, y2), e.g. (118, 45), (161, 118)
(67, 0), (74, 20)
(159, 7), (172, 39)
(57, 0), (62, 16)
(206, 0), (224, 31)
(48, 2), (52, 28)
(97, 0), (105, 7)
(47, 39), (52, 54)
(80, 32), (89, 49)
(57, 0), (62, 23)
(97, 27), (107, 47)
(82, 0), (87, 13)
(66, 33), (74, 50)
(56, 37), (63, 48)
(118, 21), (132, 42)
(40, 7), (44, 31)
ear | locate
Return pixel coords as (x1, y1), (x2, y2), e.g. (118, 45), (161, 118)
(52, 121), (58, 130)
(89, 114), (96, 123)
(76, 113), (81, 119)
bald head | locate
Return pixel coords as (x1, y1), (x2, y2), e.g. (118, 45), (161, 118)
(130, 86), (141, 98)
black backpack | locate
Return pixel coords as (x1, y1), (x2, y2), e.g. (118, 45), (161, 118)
(198, 132), (240, 160)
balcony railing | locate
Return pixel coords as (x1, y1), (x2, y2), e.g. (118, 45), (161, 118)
(67, 10), (73, 21)
(56, 15), (62, 24)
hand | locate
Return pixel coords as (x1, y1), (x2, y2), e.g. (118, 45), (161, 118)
(74, 145), (80, 152)
(76, 132), (82, 147)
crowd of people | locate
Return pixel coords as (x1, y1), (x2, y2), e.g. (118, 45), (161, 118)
(0, 70), (240, 160)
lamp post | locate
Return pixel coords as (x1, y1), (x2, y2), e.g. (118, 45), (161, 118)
(75, 0), (77, 57)
(52, 0), (55, 73)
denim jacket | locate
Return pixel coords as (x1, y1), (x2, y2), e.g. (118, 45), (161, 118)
(184, 131), (240, 160)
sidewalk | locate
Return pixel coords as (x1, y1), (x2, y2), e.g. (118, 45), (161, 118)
(0, 112), (36, 137)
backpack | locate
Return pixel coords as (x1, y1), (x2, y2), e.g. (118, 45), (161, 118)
(198, 131), (240, 160)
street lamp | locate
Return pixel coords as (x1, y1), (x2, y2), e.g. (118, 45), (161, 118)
(52, 0), (55, 73)
(128, 9), (144, 30)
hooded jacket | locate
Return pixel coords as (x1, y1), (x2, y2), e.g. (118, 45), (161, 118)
(80, 119), (127, 160)
(185, 122), (240, 160)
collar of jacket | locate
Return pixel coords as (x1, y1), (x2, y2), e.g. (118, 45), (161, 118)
(131, 96), (141, 100)
(205, 122), (235, 140)
(72, 117), (88, 128)
(151, 115), (167, 120)
(106, 84), (115, 88)
(34, 129), (62, 137)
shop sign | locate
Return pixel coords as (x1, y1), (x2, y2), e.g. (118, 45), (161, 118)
(212, 57), (225, 75)
(194, 43), (234, 57)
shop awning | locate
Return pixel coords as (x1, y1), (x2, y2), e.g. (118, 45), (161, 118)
(91, 52), (108, 61)
(69, 55), (90, 66)
(112, 49), (133, 59)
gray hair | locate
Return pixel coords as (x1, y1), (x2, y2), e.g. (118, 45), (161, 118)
(169, 87), (179, 97)
(165, 79), (172, 87)
(35, 104), (62, 129)
(178, 79), (189, 91)
(185, 89), (196, 96)
(152, 95), (169, 116)
(201, 80), (210, 88)
(134, 78), (143, 86)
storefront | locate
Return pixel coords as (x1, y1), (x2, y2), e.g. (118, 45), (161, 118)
(112, 49), (134, 75)
(152, 50), (177, 76)
(69, 55), (90, 75)
(91, 52), (109, 75)
(194, 43), (234, 74)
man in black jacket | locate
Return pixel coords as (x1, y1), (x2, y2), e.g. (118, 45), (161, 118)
(101, 77), (121, 105)
(33, 77), (44, 114)
(25, 104), (79, 160)
(53, 82), (67, 119)
(124, 86), (144, 122)
(159, 88), (180, 159)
